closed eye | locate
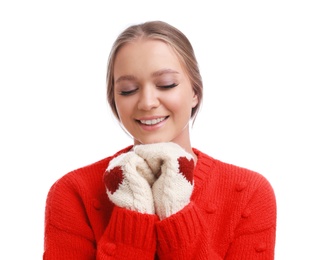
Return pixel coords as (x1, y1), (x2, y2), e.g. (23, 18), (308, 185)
(119, 88), (138, 96)
(158, 83), (178, 89)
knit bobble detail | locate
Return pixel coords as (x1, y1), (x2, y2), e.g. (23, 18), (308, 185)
(235, 181), (248, 192)
(255, 242), (267, 252)
(103, 242), (116, 256)
(205, 202), (217, 214)
(92, 199), (101, 210)
(241, 208), (251, 218)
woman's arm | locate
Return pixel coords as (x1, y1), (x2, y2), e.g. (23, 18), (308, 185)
(44, 173), (158, 259)
(43, 178), (97, 259)
(225, 176), (277, 259)
(155, 174), (276, 259)
(97, 206), (157, 259)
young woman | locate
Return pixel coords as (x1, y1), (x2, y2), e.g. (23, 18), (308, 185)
(44, 21), (277, 259)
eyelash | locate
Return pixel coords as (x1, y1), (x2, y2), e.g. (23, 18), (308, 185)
(119, 83), (178, 96)
(159, 83), (178, 89)
(119, 89), (137, 96)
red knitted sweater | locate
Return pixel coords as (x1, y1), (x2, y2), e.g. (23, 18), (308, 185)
(44, 146), (276, 259)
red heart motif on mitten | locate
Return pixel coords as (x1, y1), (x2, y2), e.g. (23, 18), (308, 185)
(178, 157), (194, 184)
(104, 166), (124, 194)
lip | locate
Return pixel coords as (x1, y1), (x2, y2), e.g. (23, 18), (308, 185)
(136, 116), (169, 131)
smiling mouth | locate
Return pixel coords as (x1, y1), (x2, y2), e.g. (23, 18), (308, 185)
(139, 117), (168, 126)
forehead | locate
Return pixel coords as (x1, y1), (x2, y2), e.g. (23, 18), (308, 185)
(113, 39), (186, 78)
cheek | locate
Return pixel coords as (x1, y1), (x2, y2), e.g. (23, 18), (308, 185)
(115, 97), (135, 123)
(115, 98), (127, 118)
(166, 93), (192, 115)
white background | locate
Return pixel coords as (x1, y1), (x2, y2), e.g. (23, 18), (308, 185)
(0, 0), (309, 259)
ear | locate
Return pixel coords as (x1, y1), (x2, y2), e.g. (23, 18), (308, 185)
(192, 93), (198, 108)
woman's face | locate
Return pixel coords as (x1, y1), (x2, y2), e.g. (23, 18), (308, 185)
(113, 39), (198, 147)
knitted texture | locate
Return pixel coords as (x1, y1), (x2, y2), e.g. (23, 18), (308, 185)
(104, 151), (155, 214)
(44, 146), (277, 259)
(134, 142), (194, 220)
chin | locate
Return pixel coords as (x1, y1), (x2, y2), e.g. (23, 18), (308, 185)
(134, 136), (172, 145)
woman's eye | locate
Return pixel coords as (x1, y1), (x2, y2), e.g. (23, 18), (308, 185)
(119, 89), (137, 96)
(158, 83), (178, 89)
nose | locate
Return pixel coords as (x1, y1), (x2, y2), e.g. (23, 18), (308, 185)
(137, 85), (160, 111)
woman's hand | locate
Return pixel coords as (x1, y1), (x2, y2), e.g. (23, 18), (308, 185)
(104, 151), (156, 214)
(134, 142), (195, 220)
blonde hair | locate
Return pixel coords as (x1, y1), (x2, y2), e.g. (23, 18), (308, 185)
(106, 21), (203, 122)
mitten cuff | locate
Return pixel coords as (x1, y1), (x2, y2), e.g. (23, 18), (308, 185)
(104, 206), (158, 251)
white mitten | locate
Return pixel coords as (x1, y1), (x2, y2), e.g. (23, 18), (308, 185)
(134, 142), (195, 220)
(103, 151), (156, 214)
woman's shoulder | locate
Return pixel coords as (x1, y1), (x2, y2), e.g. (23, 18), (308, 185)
(47, 145), (133, 198)
(194, 148), (274, 193)
(193, 149), (276, 241)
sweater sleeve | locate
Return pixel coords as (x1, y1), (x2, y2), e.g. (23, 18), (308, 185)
(225, 176), (277, 260)
(97, 206), (158, 259)
(43, 177), (97, 259)
(154, 174), (276, 260)
(155, 203), (223, 259)
(44, 174), (158, 260)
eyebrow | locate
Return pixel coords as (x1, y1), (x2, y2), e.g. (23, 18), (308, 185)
(115, 69), (179, 84)
(115, 75), (137, 84)
(151, 68), (180, 77)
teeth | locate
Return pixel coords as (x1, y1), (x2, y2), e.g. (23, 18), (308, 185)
(140, 117), (165, 125)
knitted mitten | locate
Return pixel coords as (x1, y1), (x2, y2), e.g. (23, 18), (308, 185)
(103, 151), (156, 214)
(134, 142), (195, 220)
